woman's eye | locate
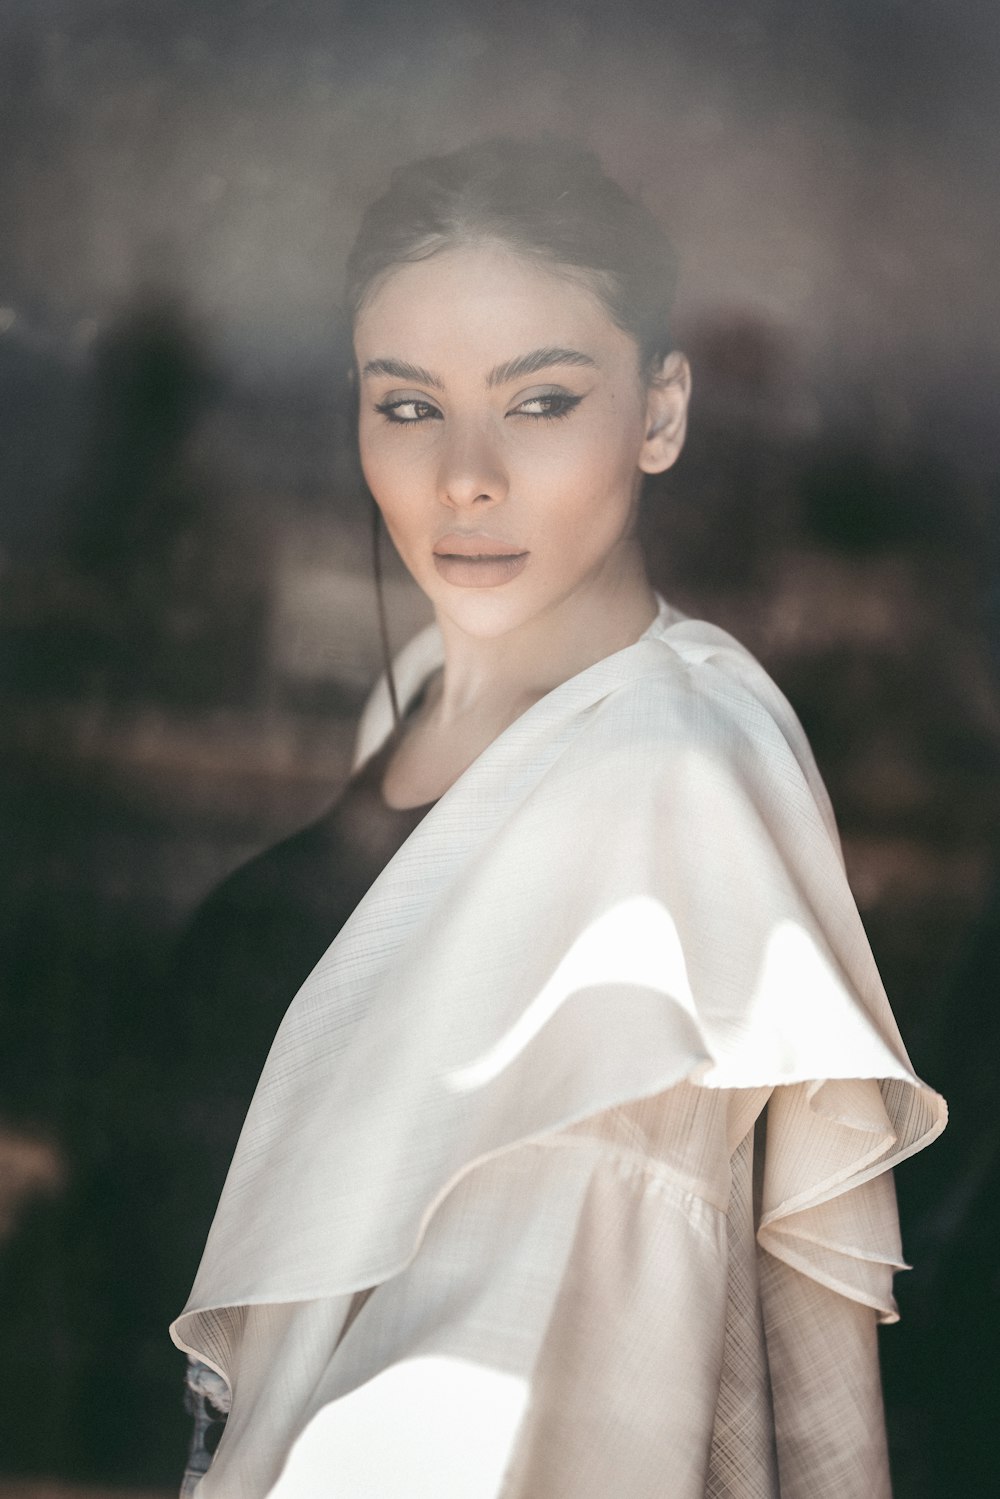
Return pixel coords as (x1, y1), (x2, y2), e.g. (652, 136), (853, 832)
(373, 399), (442, 424)
(511, 393), (583, 421)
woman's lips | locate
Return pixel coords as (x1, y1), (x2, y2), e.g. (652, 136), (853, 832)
(432, 535), (529, 588)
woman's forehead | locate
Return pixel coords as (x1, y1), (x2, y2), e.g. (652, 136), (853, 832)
(353, 241), (633, 374)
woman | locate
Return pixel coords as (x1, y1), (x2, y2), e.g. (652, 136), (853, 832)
(171, 138), (945, 1498)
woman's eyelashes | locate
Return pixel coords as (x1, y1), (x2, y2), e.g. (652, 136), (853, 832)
(373, 397), (442, 424)
(514, 391), (584, 420)
(372, 391), (585, 426)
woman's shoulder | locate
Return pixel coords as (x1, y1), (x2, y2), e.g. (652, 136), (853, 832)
(578, 610), (839, 843)
(604, 610), (811, 757)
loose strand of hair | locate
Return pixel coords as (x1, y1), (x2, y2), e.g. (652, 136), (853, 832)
(370, 495), (402, 731)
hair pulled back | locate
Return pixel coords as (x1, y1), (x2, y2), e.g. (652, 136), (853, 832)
(345, 136), (677, 375)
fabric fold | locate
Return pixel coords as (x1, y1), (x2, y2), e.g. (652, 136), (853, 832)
(172, 601), (945, 1376)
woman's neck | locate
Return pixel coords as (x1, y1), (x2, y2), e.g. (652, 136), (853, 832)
(430, 544), (657, 728)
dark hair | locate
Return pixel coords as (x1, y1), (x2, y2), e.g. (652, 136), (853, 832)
(345, 136), (677, 375)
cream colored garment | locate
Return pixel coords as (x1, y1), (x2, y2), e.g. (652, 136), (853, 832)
(172, 600), (945, 1497)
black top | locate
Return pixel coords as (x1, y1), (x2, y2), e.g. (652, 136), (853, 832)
(168, 727), (435, 1253)
(176, 732), (434, 1076)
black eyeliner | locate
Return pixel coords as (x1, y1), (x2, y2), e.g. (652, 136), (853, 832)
(514, 393), (585, 420)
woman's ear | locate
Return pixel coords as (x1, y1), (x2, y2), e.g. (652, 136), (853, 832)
(639, 351), (691, 474)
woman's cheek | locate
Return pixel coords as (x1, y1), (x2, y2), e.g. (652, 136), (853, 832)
(362, 445), (407, 517)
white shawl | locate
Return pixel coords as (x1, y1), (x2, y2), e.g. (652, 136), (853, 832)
(172, 599), (945, 1497)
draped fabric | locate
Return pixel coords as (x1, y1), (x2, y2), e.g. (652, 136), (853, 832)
(171, 599), (945, 1497)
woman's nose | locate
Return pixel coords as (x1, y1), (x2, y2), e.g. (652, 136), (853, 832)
(437, 420), (509, 510)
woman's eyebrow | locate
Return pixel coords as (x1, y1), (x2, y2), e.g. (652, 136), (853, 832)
(361, 347), (597, 391)
(361, 357), (444, 389)
(487, 347), (597, 387)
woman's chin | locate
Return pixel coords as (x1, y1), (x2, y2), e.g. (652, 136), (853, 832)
(416, 573), (547, 642)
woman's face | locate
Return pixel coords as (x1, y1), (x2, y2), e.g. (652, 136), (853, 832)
(354, 242), (686, 640)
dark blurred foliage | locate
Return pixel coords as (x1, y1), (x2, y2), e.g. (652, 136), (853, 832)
(1, 1), (998, 1493)
(3, 297), (272, 709)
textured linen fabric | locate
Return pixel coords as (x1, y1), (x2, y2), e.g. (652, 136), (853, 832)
(171, 599), (946, 1497)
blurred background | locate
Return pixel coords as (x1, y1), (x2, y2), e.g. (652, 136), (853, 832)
(0, 0), (997, 1493)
